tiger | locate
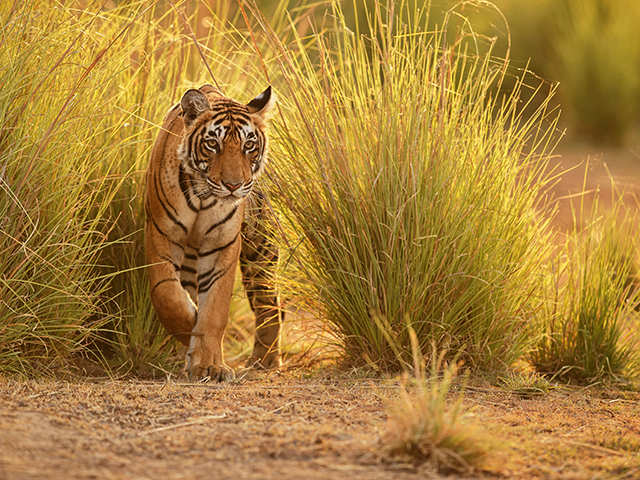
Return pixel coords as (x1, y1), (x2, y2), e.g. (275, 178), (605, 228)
(144, 84), (283, 381)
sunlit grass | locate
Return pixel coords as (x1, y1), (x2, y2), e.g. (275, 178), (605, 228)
(258, 0), (560, 372)
(0, 0), (293, 376)
(3, 0), (639, 384)
(532, 190), (640, 383)
(382, 334), (489, 473)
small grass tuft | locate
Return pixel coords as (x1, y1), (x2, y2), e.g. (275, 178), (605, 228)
(499, 370), (553, 397)
(382, 341), (489, 473)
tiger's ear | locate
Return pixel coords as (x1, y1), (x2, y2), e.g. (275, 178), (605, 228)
(181, 89), (211, 127)
(247, 86), (276, 120)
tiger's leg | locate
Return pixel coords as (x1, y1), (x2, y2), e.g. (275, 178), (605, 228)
(186, 239), (240, 381)
(241, 191), (283, 369)
(146, 224), (196, 346)
(180, 246), (199, 306)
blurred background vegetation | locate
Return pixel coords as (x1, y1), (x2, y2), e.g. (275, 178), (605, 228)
(344, 0), (640, 145)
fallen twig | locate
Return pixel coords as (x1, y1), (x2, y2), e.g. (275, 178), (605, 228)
(139, 414), (226, 436)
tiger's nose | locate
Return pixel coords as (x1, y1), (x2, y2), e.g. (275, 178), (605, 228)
(224, 181), (242, 192)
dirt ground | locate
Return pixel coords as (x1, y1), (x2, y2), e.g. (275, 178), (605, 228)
(550, 144), (640, 231)
(1, 145), (640, 480)
(0, 373), (638, 480)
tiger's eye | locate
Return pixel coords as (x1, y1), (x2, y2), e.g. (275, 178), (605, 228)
(204, 139), (218, 153)
(244, 140), (256, 151)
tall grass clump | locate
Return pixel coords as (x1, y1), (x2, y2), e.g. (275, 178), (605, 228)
(0, 1), (205, 376)
(0, 0), (301, 376)
(259, 0), (560, 372)
(0, 2), (133, 375)
(532, 194), (640, 383)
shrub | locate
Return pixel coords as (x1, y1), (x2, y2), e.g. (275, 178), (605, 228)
(532, 195), (640, 383)
(263, 0), (559, 372)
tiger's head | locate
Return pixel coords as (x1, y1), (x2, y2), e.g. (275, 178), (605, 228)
(178, 85), (275, 202)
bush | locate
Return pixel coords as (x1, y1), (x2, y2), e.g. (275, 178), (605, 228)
(532, 195), (640, 383)
(264, 0), (559, 372)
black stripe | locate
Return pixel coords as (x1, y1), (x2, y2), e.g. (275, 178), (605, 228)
(149, 214), (184, 249)
(181, 265), (196, 274)
(187, 126), (205, 168)
(197, 265), (217, 282)
(256, 129), (265, 154)
(212, 100), (241, 108)
(209, 111), (231, 125)
(196, 124), (208, 155)
(151, 278), (179, 296)
(154, 173), (188, 235)
(244, 282), (273, 298)
(195, 132), (207, 158)
(205, 206), (237, 235)
(209, 109), (250, 124)
(198, 232), (239, 257)
(229, 113), (251, 122)
(197, 259), (233, 286)
(243, 249), (260, 264)
(230, 110), (251, 120)
(180, 280), (196, 289)
(215, 104), (251, 116)
(199, 265), (231, 293)
(244, 245), (277, 265)
(184, 252), (197, 261)
(154, 169), (179, 217)
(199, 198), (218, 211)
(187, 130), (196, 167)
(159, 255), (179, 270)
(179, 165), (198, 212)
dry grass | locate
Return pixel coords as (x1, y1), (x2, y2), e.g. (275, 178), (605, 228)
(498, 370), (554, 397)
(382, 350), (488, 473)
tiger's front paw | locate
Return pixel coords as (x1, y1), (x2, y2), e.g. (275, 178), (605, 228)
(188, 362), (235, 382)
(185, 334), (235, 382)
